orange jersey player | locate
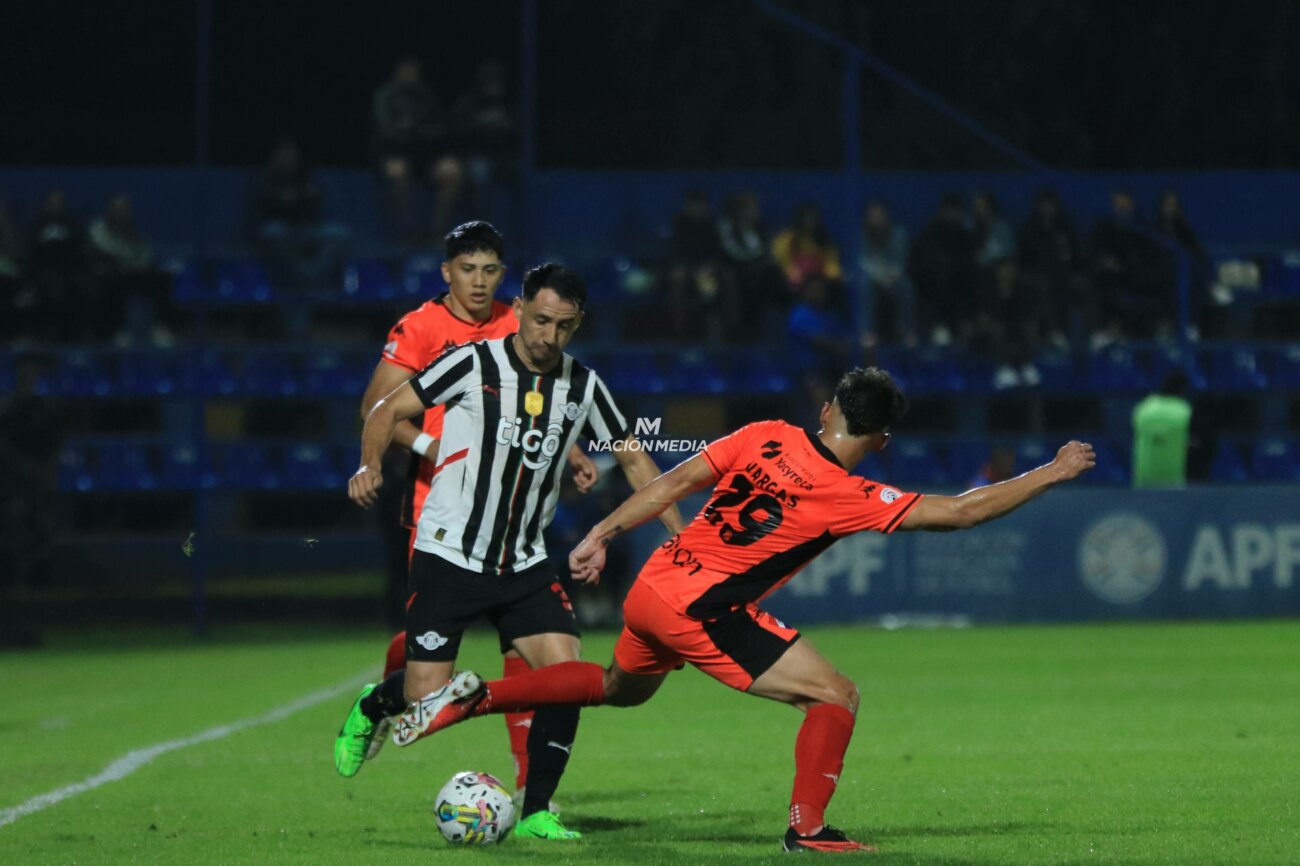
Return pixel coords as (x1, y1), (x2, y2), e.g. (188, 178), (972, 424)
(355, 221), (596, 802)
(394, 366), (1096, 853)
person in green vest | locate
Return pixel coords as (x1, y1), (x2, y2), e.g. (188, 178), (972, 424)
(1132, 370), (1193, 487)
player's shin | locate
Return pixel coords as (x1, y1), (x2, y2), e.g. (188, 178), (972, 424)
(522, 705), (579, 818)
(789, 703), (856, 837)
(480, 660), (607, 713)
(502, 654), (535, 789)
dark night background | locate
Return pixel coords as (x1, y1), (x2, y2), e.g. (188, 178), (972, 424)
(4, 0), (1298, 171)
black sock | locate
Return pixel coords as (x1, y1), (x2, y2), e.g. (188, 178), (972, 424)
(360, 670), (406, 723)
(522, 705), (580, 817)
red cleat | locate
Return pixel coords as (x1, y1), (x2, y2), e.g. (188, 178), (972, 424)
(783, 826), (875, 853)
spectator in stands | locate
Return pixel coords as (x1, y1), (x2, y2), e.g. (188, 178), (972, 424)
(972, 191), (1015, 270)
(88, 193), (175, 346)
(772, 203), (843, 307)
(451, 58), (519, 221)
(908, 194), (976, 346)
(718, 191), (783, 322)
(1132, 370), (1192, 488)
(1017, 188), (1087, 350)
(787, 276), (851, 413)
(968, 258), (1043, 388)
(0, 353), (59, 648)
(667, 189), (736, 341)
(859, 199), (914, 347)
(968, 445), (1018, 489)
(249, 138), (350, 291)
(1089, 189), (1167, 342)
(1153, 188), (1221, 337)
(26, 189), (91, 341)
(373, 56), (463, 243)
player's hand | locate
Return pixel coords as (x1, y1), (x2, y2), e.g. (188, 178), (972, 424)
(568, 535), (607, 585)
(1052, 441), (1096, 481)
(568, 448), (599, 494)
(348, 463), (383, 508)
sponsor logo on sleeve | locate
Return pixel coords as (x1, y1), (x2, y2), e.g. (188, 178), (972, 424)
(880, 487), (903, 504)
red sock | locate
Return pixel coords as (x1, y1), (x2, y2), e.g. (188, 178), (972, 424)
(478, 661), (606, 715)
(789, 703), (856, 836)
(382, 631), (406, 678)
(501, 655), (534, 789)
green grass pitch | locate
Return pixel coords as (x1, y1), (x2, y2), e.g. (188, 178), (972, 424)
(2, 621), (1298, 864)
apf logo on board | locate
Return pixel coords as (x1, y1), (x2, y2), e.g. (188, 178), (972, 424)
(1077, 513), (1167, 604)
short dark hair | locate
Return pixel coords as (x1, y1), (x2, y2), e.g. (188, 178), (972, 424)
(522, 262), (586, 312)
(1159, 370), (1190, 397)
(835, 367), (908, 436)
(444, 221), (504, 261)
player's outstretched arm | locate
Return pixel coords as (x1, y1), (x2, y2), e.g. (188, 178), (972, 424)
(361, 360), (438, 458)
(609, 435), (688, 535)
(569, 452), (718, 583)
(899, 440), (1095, 532)
(349, 381), (428, 508)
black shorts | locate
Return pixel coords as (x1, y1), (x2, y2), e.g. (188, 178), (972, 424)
(405, 550), (580, 662)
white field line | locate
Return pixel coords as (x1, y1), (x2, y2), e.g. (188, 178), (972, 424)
(0, 670), (372, 828)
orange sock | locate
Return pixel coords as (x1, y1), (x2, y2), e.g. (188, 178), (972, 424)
(789, 704), (855, 836)
(502, 655), (534, 789)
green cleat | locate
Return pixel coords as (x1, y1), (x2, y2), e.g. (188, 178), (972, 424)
(333, 683), (379, 778)
(513, 810), (582, 841)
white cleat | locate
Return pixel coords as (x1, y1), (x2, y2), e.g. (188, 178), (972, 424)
(391, 671), (482, 747)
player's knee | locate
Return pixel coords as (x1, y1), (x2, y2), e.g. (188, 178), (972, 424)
(818, 674), (859, 714)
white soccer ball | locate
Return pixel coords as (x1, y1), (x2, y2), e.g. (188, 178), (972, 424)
(433, 771), (516, 845)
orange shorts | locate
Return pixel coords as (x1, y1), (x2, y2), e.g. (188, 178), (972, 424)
(614, 578), (800, 692)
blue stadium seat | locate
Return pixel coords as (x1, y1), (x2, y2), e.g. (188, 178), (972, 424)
(668, 352), (727, 395)
(1034, 349), (1078, 391)
(1252, 439), (1300, 482)
(198, 353), (238, 396)
(1210, 441), (1248, 483)
(220, 443), (279, 490)
(906, 348), (967, 392)
(1090, 440), (1130, 485)
(59, 447), (95, 492)
(402, 256), (443, 298)
(1273, 346), (1300, 389)
(731, 352), (791, 394)
(1088, 345), (1149, 392)
(947, 440), (994, 487)
(1206, 346), (1270, 391)
(343, 259), (398, 299)
(1147, 345), (1207, 391)
(887, 439), (951, 487)
(281, 444), (340, 490)
(160, 445), (217, 490)
(603, 355), (668, 395)
(51, 352), (114, 397)
(1264, 253), (1300, 296)
(96, 444), (157, 491)
(240, 355), (301, 397)
(1016, 439), (1054, 472)
(214, 260), (272, 301)
(118, 351), (191, 396)
(303, 353), (370, 396)
(165, 257), (205, 301)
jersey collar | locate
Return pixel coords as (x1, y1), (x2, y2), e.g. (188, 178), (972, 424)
(804, 427), (847, 471)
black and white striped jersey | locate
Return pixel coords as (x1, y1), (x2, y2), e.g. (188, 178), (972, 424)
(408, 336), (629, 574)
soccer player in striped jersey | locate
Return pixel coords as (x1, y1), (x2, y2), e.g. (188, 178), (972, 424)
(336, 263), (684, 841)
(388, 367), (1096, 852)
(357, 221), (596, 799)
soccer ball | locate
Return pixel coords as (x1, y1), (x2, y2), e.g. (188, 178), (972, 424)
(433, 771), (516, 845)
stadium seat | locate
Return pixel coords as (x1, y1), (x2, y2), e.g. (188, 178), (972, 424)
(58, 447), (95, 492)
(887, 439), (951, 487)
(907, 348), (967, 392)
(214, 260), (272, 301)
(198, 353), (238, 396)
(667, 351), (727, 395)
(1088, 345), (1149, 392)
(165, 256), (205, 301)
(1034, 349), (1078, 391)
(1206, 345), (1270, 391)
(96, 444), (157, 491)
(282, 444), (341, 490)
(303, 353), (371, 396)
(343, 259), (398, 299)
(240, 355), (301, 397)
(51, 352), (114, 397)
(1089, 439), (1130, 485)
(1016, 439), (1054, 472)
(160, 445), (217, 490)
(402, 255), (443, 298)
(947, 440), (994, 487)
(603, 354), (668, 395)
(1263, 252), (1300, 296)
(1252, 439), (1300, 482)
(1147, 345), (1207, 391)
(1273, 346), (1300, 389)
(1210, 441), (1249, 483)
(118, 351), (191, 396)
(220, 443), (279, 490)
(731, 351), (791, 394)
